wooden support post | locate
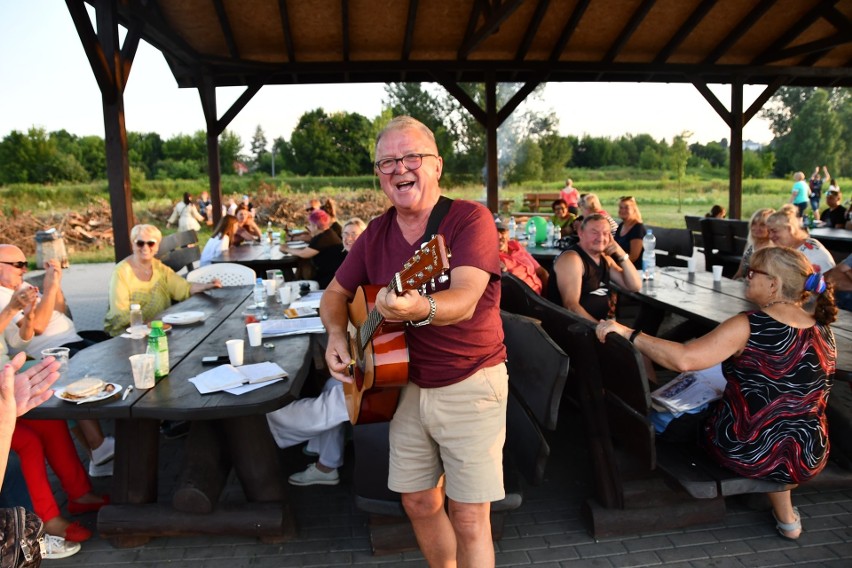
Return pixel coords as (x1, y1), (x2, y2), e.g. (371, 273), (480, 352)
(729, 79), (744, 220)
(172, 421), (232, 514)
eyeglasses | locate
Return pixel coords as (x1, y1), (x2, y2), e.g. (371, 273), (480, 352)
(0, 261), (27, 269)
(135, 240), (157, 248)
(375, 153), (437, 175)
(747, 268), (772, 280)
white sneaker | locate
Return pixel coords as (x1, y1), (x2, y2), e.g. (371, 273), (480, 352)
(288, 463), (339, 486)
(40, 534), (81, 559)
(91, 436), (115, 465)
(88, 460), (113, 478)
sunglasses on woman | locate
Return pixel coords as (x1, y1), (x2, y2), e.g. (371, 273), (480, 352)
(135, 240), (157, 248)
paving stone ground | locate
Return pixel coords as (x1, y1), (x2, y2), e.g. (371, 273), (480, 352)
(37, 261), (852, 567)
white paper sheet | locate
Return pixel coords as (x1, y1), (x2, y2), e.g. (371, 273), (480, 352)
(260, 317), (325, 337)
(650, 363), (727, 414)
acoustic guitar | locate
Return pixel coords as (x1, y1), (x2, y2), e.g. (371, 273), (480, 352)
(344, 235), (451, 424)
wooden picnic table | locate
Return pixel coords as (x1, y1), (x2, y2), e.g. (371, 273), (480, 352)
(624, 267), (852, 379)
(810, 227), (852, 259)
(27, 286), (313, 546)
(211, 241), (300, 279)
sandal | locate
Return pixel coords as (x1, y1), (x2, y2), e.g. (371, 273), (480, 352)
(773, 506), (802, 540)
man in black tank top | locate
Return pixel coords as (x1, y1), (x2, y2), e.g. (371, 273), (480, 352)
(548, 214), (642, 322)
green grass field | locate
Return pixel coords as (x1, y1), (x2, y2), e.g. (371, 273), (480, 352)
(2, 168), (799, 264)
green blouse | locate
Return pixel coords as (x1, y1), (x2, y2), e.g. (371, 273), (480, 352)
(104, 257), (191, 336)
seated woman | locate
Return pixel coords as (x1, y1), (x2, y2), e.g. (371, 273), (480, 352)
(766, 204), (835, 274)
(166, 192), (204, 233)
(706, 204), (727, 218)
(103, 224), (221, 336)
(579, 193), (618, 233)
(232, 205), (263, 246)
(614, 196), (645, 269)
(733, 208), (774, 280)
(597, 247), (836, 540)
(199, 214), (239, 267)
(280, 209), (344, 289)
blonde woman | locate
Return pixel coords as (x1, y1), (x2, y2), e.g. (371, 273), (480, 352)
(766, 205), (835, 274)
(579, 193), (618, 233)
(733, 208), (774, 280)
(614, 196), (645, 269)
(597, 247), (836, 541)
(789, 171), (810, 217)
(103, 224), (221, 336)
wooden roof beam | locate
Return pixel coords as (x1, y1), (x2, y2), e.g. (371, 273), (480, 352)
(654, 0), (716, 64)
(703, 0), (774, 65)
(515, 0), (550, 61)
(692, 80), (731, 128)
(753, 1), (841, 65)
(341, 0), (350, 62)
(120, 17), (143, 85)
(277, 0), (296, 62)
(496, 79), (542, 126)
(744, 76), (788, 124)
(458, 0), (525, 60)
(604, 0), (656, 63)
(764, 33), (851, 65)
(212, 0), (240, 60)
(550, 0), (591, 61)
(434, 74), (487, 124)
(401, 0), (419, 60)
(66, 0), (114, 101)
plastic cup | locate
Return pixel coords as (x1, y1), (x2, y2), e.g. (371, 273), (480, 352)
(712, 265), (723, 281)
(246, 322), (263, 347)
(264, 279), (277, 297)
(41, 347), (70, 377)
(686, 257), (696, 273)
(129, 353), (156, 389)
(278, 286), (291, 305)
(226, 339), (244, 366)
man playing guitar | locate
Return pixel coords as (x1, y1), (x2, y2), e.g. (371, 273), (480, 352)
(320, 116), (508, 567)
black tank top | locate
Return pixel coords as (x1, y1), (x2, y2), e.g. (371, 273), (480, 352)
(547, 245), (615, 321)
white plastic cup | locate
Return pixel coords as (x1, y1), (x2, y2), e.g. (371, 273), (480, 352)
(129, 353), (156, 389)
(278, 285), (291, 305)
(686, 257), (696, 273)
(226, 339), (244, 366)
(712, 265), (723, 281)
(246, 322), (263, 347)
(263, 279), (277, 297)
(41, 347), (70, 378)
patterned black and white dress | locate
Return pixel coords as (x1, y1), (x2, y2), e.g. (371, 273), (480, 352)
(703, 311), (835, 484)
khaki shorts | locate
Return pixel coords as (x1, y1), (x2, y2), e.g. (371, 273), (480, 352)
(388, 363), (508, 503)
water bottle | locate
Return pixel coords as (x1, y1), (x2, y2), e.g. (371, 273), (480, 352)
(508, 216), (516, 239)
(254, 278), (266, 310)
(147, 320), (169, 379)
(527, 221), (537, 245)
(266, 221), (273, 243)
(642, 229), (656, 280)
(546, 220), (555, 246)
(129, 303), (144, 330)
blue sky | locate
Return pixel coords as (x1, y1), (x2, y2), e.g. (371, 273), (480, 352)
(0, 1), (775, 152)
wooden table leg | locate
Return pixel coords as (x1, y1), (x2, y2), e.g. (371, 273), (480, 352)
(172, 421), (232, 514)
(100, 418), (159, 547)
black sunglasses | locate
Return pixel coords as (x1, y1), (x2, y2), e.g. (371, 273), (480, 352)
(135, 240), (157, 248)
(747, 268), (772, 280)
(0, 261), (27, 269)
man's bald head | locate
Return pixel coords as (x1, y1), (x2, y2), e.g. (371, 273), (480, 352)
(0, 244), (27, 289)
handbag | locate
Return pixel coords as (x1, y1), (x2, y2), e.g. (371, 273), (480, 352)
(0, 507), (43, 567)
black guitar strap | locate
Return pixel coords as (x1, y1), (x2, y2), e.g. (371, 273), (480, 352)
(419, 196), (453, 245)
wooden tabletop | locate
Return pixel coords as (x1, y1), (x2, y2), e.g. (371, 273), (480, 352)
(27, 286), (311, 421)
(623, 267), (852, 377)
(211, 242), (297, 264)
(810, 227), (852, 256)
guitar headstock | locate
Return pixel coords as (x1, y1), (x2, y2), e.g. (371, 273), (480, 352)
(392, 235), (451, 294)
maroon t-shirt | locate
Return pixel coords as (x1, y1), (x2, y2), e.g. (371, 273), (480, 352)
(335, 199), (506, 388)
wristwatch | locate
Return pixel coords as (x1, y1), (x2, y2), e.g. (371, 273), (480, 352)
(617, 253), (630, 264)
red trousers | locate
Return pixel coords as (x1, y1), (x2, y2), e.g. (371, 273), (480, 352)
(11, 419), (91, 522)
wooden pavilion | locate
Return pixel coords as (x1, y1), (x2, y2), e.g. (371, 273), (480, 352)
(66, 0), (852, 260)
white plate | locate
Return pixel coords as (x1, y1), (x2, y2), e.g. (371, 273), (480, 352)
(162, 311), (206, 325)
(55, 382), (122, 405)
(125, 323), (172, 336)
(285, 241), (308, 249)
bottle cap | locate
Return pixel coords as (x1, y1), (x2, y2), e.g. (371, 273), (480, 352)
(130, 303), (141, 310)
(150, 320), (163, 329)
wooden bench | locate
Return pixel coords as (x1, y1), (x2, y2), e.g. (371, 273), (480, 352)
(646, 225), (693, 268)
(522, 192), (562, 213)
(351, 310), (569, 555)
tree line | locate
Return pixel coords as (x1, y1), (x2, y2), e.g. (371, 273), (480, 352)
(0, 85), (847, 186)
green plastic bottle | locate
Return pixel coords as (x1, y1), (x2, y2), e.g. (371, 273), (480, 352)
(147, 320), (169, 379)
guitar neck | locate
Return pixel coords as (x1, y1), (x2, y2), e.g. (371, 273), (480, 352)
(357, 282), (396, 353)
